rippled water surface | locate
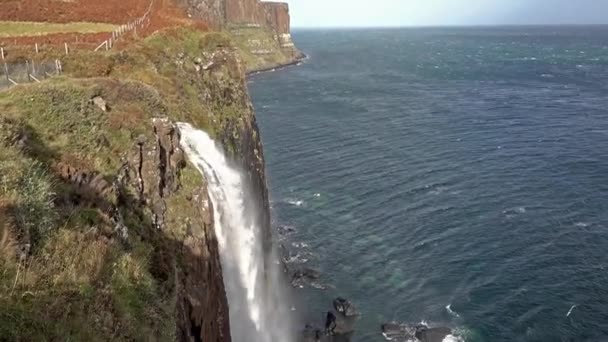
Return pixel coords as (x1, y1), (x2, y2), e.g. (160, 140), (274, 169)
(249, 27), (608, 341)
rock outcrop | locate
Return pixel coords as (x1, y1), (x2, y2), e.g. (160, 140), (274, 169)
(261, 2), (294, 48)
(176, 0), (299, 58)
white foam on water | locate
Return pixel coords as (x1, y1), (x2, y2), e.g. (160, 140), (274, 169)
(443, 334), (465, 342)
(178, 122), (294, 342)
(286, 198), (304, 207)
(291, 242), (309, 248)
(446, 304), (460, 317)
(567, 304), (577, 317)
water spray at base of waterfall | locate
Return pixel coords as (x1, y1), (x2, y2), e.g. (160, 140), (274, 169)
(177, 122), (295, 342)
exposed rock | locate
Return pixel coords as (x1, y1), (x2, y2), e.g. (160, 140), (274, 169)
(381, 322), (453, 342)
(381, 322), (417, 342)
(415, 326), (453, 342)
(118, 116), (231, 341)
(174, 0), (299, 55)
(125, 118), (184, 230)
(301, 324), (324, 342)
(300, 298), (358, 342)
(292, 267), (321, 282)
(325, 311), (337, 335)
(333, 297), (359, 317)
(261, 2), (290, 34)
(176, 185), (231, 342)
(91, 96), (108, 112)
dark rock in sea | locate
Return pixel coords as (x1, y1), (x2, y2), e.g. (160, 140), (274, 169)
(291, 267), (325, 288)
(300, 322), (354, 342)
(381, 322), (416, 341)
(294, 267), (321, 280)
(381, 322), (452, 342)
(333, 297), (359, 317)
(325, 311), (337, 334)
(301, 324), (324, 342)
(415, 325), (452, 342)
(300, 299), (359, 342)
(278, 224), (297, 235)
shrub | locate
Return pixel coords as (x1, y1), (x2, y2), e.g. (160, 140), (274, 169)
(11, 161), (58, 250)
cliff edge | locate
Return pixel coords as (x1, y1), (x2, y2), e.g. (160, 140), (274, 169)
(0, 27), (276, 341)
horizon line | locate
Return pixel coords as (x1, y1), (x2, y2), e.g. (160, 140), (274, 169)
(291, 23), (608, 30)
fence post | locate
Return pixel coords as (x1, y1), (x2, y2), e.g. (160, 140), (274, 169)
(25, 60), (31, 82)
(35, 43), (39, 54)
(1, 47), (4, 60)
(64, 43), (69, 55)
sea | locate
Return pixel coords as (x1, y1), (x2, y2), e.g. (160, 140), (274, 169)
(249, 26), (608, 342)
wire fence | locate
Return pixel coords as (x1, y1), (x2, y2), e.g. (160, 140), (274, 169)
(0, 0), (153, 91)
(0, 59), (62, 90)
(104, 0), (154, 50)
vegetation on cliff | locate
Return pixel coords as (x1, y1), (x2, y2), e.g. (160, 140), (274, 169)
(0, 26), (272, 341)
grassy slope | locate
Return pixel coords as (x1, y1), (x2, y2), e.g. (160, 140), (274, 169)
(0, 21), (118, 38)
(0, 27), (259, 341)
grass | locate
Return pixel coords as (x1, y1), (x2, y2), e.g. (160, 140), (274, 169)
(0, 25), (282, 340)
(0, 21), (118, 38)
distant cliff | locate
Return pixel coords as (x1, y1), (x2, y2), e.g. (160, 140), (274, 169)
(175, 0), (299, 63)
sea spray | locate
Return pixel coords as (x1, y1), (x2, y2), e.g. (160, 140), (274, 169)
(177, 122), (294, 342)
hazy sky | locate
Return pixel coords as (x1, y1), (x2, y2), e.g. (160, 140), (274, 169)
(285, 0), (608, 27)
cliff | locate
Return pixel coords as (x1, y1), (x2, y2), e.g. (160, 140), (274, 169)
(175, 0), (301, 71)
(0, 28), (271, 341)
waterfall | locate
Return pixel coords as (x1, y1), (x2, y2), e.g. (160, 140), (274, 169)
(177, 122), (294, 342)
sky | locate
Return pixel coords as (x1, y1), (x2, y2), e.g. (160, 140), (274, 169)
(285, 0), (608, 28)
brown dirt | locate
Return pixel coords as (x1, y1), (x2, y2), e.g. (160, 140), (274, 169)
(0, 0), (150, 24)
(0, 0), (208, 49)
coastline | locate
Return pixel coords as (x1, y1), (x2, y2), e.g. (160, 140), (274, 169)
(246, 52), (308, 76)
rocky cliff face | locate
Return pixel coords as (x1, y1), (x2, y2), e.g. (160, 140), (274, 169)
(262, 2), (294, 49)
(176, 0), (297, 56)
(175, 0), (226, 29)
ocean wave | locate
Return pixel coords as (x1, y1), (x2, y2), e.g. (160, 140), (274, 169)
(503, 206), (527, 216)
(443, 335), (465, 342)
(446, 304), (460, 318)
(285, 198), (305, 207)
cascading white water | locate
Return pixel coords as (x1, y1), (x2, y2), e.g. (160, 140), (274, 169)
(177, 122), (294, 342)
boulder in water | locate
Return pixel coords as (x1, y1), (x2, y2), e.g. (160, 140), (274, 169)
(291, 267), (324, 288)
(381, 322), (452, 342)
(415, 325), (452, 342)
(333, 297), (359, 317)
(301, 324), (324, 342)
(381, 322), (416, 341)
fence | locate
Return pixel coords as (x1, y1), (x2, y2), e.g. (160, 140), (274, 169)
(101, 0), (154, 50)
(0, 59), (62, 90)
(0, 0), (154, 90)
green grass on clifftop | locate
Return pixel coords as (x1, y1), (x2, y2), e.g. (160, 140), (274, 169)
(0, 26), (273, 341)
(0, 21), (118, 37)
